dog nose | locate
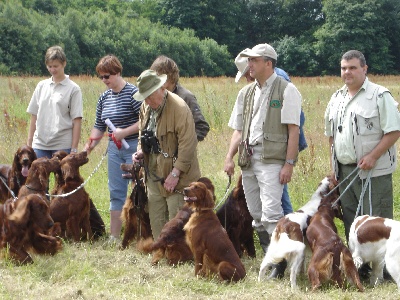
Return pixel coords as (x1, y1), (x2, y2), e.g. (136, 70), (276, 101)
(47, 221), (54, 228)
(23, 158), (29, 163)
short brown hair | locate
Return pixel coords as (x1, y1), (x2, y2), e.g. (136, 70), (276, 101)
(45, 46), (67, 64)
(96, 54), (123, 75)
(150, 55), (179, 85)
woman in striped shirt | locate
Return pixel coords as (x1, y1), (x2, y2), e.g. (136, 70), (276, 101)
(85, 55), (141, 244)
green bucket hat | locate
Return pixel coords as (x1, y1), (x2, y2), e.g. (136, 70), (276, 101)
(133, 69), (167, 101)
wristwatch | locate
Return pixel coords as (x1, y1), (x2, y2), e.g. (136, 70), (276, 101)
(171, 171), (178, 178)
(285, 159), (296, 166)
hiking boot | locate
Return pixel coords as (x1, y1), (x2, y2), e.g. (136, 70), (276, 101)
(256, 231), (270, 254)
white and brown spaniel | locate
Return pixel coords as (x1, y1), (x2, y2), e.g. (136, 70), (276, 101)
(349, 215), (400, 288)
(258, 175), (338, 289)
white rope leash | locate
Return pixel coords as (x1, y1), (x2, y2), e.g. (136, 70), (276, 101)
(47, 150), (108, 198)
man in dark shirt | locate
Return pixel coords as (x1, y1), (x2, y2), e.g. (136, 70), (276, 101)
(150, 55), (210, 141)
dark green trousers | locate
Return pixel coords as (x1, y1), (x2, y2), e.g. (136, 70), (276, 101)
(338, 164), (393, 241)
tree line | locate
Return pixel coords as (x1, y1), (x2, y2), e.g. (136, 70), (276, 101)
(1, 0), (399, 77)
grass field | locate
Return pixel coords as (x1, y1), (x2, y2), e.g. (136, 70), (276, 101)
(0, 75), (399, 299)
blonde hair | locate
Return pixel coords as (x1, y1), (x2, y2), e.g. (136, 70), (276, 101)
(45, 46), (67, 64)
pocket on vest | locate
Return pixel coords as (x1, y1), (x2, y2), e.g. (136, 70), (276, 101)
(262, 133), (287, 161)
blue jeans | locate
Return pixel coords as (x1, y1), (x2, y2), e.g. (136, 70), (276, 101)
(33, 148), (71, 159)
(107, 139), (138, 211)
(299, 110), (307, 152)
(281, 184), (293, 215)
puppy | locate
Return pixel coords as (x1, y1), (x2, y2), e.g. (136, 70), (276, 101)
(183, 181), (246, 282)
(258, 176), (336, 289)
(306, 190), (363, 291)
(349, 215), (400, 288)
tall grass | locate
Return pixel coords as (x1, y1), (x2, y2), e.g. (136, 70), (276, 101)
(0, 75), (399, 299)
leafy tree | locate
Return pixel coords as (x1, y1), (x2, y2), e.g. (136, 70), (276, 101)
(157, 0), (249, 56)
(314, 0), (396, 75)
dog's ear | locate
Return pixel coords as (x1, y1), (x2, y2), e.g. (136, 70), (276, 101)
(38, 165), (49, 188)
(8, 196), (31, 226)
(61, 163), (74, 180)
(13, 147), (22, 167)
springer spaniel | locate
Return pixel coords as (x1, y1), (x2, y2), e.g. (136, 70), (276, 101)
(349, 215), (400, 288)
(258, 176), (337, 289)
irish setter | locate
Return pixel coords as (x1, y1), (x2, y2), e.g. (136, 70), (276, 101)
(50, 151), (92, 241)
(349, 215), (400, 288)
(216, 175), (255, 258)
(52, 150), (105, 239)
(17, 156), (60, 200)
(0, 145), (37, 202)
(183, 181), (246, 282)
(258, 176), (337, 289)
(120, 163), (152, 249)
(306, 189), (364, 291)
(136, 177), (215, 266)
(0, 194), (62, 264)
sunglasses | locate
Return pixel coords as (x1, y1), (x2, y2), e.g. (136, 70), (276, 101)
(98, 74), (113, 80)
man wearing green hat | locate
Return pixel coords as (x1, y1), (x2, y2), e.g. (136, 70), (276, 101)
(133, 69), (201, 240)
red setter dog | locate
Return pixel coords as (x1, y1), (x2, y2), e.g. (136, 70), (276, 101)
(0, 194), (62, 264)
(306, 190), (364, 291)
(51, 150), (105, 240)
(136, 177), (215, 266)
(183, 181), (246, 282)
(17, 156), (60, 200)
(258, 176), (337, 289)
(0, 145), (37, 202)
(120, 163), (152, 249)
(216, 175), (255, 258)
(50, 151), (93, 241)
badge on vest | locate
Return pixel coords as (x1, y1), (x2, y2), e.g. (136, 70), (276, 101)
(270, 100), (281, 108)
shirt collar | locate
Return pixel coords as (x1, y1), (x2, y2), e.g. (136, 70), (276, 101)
(256, 72), (277, 89)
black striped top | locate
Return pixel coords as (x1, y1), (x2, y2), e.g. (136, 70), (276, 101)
(93, 82), (141, 141)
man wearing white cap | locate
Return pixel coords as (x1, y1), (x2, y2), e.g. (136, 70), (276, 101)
(234, 51), (308, 217)
(224, 43), (302, 277)
(133, 69), (201, 239)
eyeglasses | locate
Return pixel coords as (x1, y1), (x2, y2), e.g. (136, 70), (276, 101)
(98, 74), (112, 80)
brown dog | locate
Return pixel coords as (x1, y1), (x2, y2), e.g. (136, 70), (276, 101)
(120, 163), (152, 249)
(216, 174), (255, 258)
(183, 181), (246, 282)
(50, 151), (92, 241)
(306, 191), (364, 291)
(17, 156), (60, 200)
(51, 150), (105, 239)
(136, 177), (215, 266)
(0, 145), (37, 202)
(0, 194), (62, 264)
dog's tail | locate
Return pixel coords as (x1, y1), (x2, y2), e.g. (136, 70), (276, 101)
(136, 237), (154, 253)
(340, 248), (364, 292)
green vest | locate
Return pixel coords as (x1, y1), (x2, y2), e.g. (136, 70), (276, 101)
(241, 76), (295, 165)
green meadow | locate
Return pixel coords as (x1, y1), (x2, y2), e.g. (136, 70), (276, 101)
(0, 75), (399, 299)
